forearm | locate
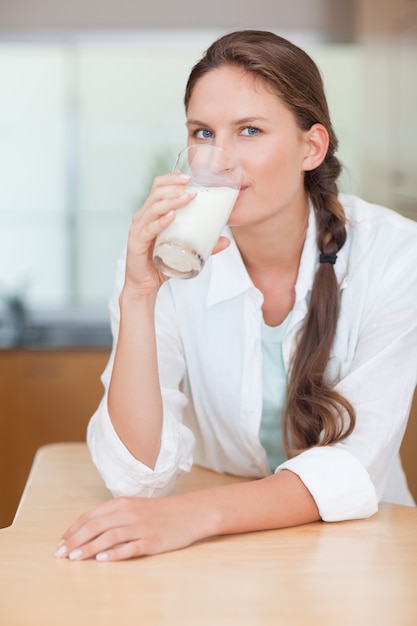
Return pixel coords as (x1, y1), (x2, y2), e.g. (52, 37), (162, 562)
(183, 470), (320, 541)
(108, 288), (163, 468)
(57, 469), (321, 561)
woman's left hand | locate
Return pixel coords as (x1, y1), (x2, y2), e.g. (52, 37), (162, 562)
(55, 494), (207, 562)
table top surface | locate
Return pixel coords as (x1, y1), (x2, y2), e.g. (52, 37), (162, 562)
(1, 442), (416, 626)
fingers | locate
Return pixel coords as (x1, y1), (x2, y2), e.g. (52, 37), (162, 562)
(90, 535), (160, 562)
(127, 172), (196, 249)
(121, 172), (197, 292)
(211, 236), (231, 256)
(63, 528), (143, 562)
(54, 497), (162, 562)
(141, 172), (194, 222)
(56, 498), (132, 556)
(134, 189), (195, 242)
(95, 540), (147, 562)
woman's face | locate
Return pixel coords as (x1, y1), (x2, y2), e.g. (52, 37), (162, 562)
(186, 65), (322, 229)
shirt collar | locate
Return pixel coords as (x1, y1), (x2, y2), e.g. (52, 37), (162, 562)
(206, 227), (257, 308)
(205, 200), (348, 309)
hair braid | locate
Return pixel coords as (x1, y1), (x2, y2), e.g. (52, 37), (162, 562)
(283, 154), (355, 456)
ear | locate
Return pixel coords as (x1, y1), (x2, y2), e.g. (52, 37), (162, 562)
(302, 123), (329, 171)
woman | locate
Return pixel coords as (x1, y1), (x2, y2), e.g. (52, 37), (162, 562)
(56, 30), (417, 562)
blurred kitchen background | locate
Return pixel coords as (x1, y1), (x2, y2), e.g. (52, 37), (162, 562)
(0, 0), (416, 526)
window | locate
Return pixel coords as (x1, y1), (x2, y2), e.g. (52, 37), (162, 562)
(0, 31), (362, 310)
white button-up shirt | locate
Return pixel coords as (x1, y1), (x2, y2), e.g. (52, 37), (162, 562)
(87, 194), (417, 521)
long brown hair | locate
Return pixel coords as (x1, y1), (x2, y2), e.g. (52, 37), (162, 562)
(184, 30), (355, 456)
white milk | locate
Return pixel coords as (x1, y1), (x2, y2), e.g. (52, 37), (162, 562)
(154, 185), (238, 277)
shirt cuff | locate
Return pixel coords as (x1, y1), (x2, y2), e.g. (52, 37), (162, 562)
(277, 446), (378, 521)
(87, 400), (194, 498)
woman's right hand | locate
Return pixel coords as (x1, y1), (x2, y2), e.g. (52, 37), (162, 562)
(122, 172), (196, 298)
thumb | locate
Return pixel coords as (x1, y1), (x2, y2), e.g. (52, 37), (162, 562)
(211, 236), (231, 256)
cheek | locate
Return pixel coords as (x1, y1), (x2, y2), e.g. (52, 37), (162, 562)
(242, 145), (289, 180)
(253, 153), (294, 194)
(260, 144), (305, 189)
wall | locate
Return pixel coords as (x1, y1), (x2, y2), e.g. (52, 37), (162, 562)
(0, 0), (355, 41)
(355, 0), (417, 218)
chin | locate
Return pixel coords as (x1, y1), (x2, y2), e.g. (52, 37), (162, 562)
(227, 201), (248, 227)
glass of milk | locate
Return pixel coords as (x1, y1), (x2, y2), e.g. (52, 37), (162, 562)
(153, 144), (242, 279)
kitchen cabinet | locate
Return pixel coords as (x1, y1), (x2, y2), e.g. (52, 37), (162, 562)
(1, 349), (416, 528)
(401, 387), (417, 504)
(0, 349), (110, 527)
(0, 352), (19, 528)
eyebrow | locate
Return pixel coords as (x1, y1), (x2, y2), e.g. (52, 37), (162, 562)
(186, 116), (269, 127)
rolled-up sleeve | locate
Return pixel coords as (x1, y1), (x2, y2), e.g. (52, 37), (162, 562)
(87, 396), (194, 498)
(278, 446), (378, 521)
(278, 309), (417, 521)
(86, 253), (195, 497)
(278, 218), (417, 521)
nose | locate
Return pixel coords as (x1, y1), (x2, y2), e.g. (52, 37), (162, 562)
(188, 144), (242, 188)
(212, 136), (237, 161)
(209, 147), (236, 175)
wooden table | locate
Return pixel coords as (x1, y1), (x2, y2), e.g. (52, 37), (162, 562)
(0, 443), (416, 625)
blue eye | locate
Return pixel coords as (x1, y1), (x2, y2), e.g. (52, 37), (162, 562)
(195, 129), (214, 139)
(242, 127), (260, 136)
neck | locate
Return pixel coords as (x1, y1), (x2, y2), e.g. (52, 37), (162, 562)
(231, 204), (309, 273)
(230, 201), (310, 326)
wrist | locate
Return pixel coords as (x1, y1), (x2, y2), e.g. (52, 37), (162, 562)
(119, 284), (158, 310)
(179, 489), (224, 543)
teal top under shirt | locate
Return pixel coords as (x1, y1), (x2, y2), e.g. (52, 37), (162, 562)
(259, 313), (292, 472)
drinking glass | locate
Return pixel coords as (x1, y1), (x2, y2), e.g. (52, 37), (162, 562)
(153, 144), (242, 279)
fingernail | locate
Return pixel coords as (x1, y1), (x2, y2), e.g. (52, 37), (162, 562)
(68, 549), (83, 560)
(181, 189), (197, 199)
(96, 552), (109, 562)
(178, 173), (191, 181)
(55, 544), (68, 558)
